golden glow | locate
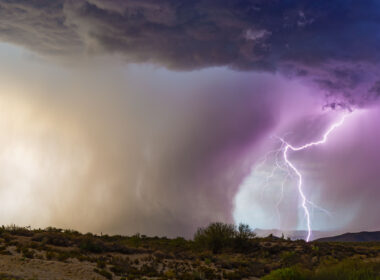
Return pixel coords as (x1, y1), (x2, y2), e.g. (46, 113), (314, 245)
(0, 88), (91, 227)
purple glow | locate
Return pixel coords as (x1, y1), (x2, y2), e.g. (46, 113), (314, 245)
(280, 113), (349, 241)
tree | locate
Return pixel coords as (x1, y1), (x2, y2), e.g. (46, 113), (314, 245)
(194, 222), (236, 253)
(194, 222), (256, 253)
(234, 223), (256, 251)
(236, 223), (256, 239)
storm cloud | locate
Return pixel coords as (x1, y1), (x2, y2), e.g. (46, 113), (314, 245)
(1, 0), (380, 106)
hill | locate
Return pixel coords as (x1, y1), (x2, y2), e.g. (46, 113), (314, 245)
(254, 229), (329, 241)
(315, 231), (380, 242)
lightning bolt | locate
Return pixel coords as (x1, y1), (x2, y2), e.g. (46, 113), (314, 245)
(235, 113), (351, 241)
(280, 113), (349, 242)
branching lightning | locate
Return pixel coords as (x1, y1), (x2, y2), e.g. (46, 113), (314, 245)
(279, 113), (349, 242)
(245, 113), (351, 242)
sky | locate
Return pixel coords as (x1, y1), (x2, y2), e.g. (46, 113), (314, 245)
(0, 0), (379, 239)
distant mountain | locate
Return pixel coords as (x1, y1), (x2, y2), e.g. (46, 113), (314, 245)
(254, 229), (329, 241)
(315, 231), (380, 242)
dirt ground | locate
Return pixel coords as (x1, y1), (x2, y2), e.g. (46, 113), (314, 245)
(0, 254), (107, 280)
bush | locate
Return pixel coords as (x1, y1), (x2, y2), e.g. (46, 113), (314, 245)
(94, 268), (113, 279)
(262, 260), (380, 280)
(280, 251), (301, 267)
(97, 259), (107, 269)
(21, 247), (35, 259)
(32, 232), (72, 247)
(233, 223), (256, 252)
(57, 251), (70, 262)
(262, 267), (312, 280)
(194, 222), (255, 253)
(314, 259), (380, 280)
(194, 222), (235, 253)
(79, 237), (106, 253)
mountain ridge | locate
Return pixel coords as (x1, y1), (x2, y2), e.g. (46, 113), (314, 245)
(254, 228), (330, 241)
(315, 231), (380, 242)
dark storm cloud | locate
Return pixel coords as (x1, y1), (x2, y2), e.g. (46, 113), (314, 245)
(369, 81), (380, 97)
(0, 0), (82, 55)
(1, 0), (380, 105)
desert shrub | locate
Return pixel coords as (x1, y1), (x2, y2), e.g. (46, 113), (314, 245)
(129, 233), (142, 247)
(0, 233), (14, 243)
(194, 222), (236, 253)
(109, 256), (132, 275)
(165, 269), (177, 278)
(0, 250), (11, 256)
(280, 251), (301, 266)
(4, 225), (33, 237)
(263, 260), (380, 280)
(194, 222), (255, 253)
(181, 271), (205, 280)
(94, 268), (113, 279)
(80, 237), (106, 253)
(63, 229), (80, 235)
(46, 250), (56, 260)
(21, 247), (34, 259)
(153, 251), (165, 261)
(106, 241), (134, 254)
(198, 266), (218, 279)
(45, 227), (63, 232)
(32, 232), (71, 247)
(57, 251), (70, 261)
(97, 258), (107, 269)
(224, 270), (245, 280)
(313, 259), (380, 280)
(110, 264), (128, 275)
(262, 266), (312, 280)
(170, 237), (188, 250)
(139, 263), (161, 277)
(233, 223), (256, 252)
(311, 245), (321, 258)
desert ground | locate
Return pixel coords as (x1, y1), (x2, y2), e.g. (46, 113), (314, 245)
(0, 225), (378, 279)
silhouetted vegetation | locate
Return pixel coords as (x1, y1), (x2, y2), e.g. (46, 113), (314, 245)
(194, 222), (256, 253)
(194, 222), (236, 253)
(0, 224), (377, 279)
